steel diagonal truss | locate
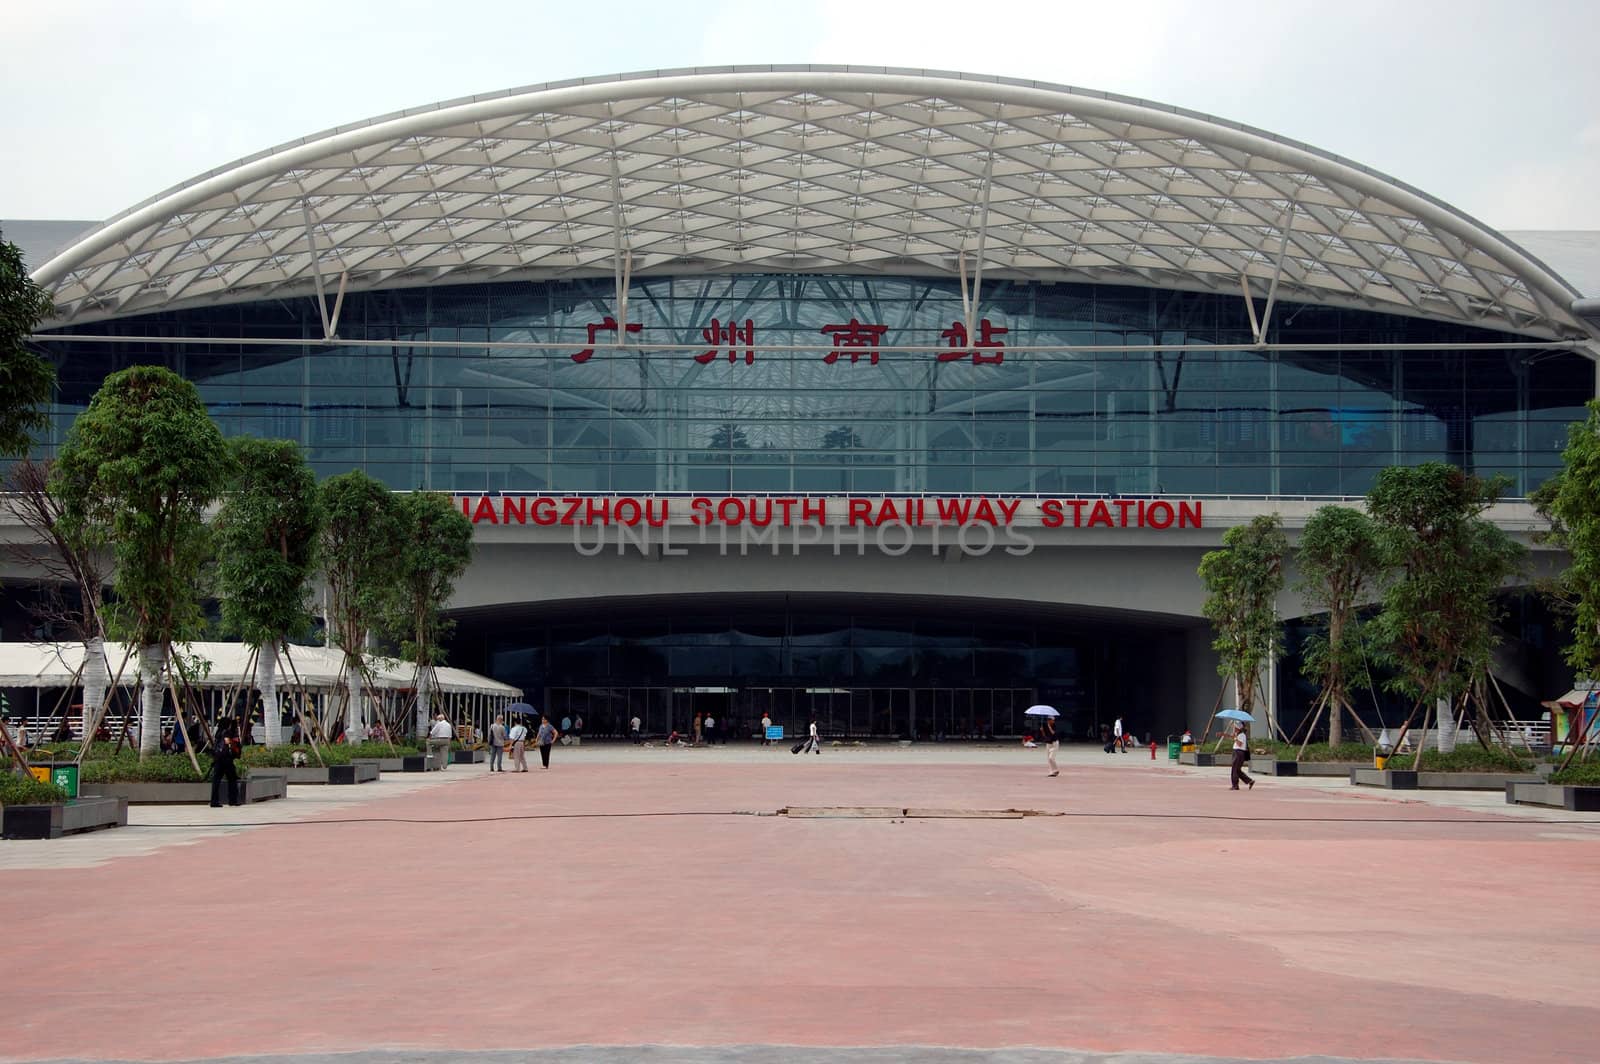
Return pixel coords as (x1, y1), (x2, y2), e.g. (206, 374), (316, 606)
(31, 66), (1593, 342)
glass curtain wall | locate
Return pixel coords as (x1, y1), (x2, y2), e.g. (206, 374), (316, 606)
(40, 277), (1590, 497)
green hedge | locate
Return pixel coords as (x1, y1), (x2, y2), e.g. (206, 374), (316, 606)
(342, 740), (421, 758)
(77, 752), (249, 782)
(1550, 761), (1600, 786)
(1, 772), (70, 805)
(1384, 747), (1534, 773)
(239, 740), (421, 767)
(1245, 740), (1374, 763)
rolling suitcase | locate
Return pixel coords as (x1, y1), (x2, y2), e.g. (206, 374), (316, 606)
(791, 740), (806, 754)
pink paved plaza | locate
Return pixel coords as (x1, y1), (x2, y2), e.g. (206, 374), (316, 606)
(4, 747), (1597, 1064)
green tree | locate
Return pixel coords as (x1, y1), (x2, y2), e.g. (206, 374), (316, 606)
(214, 438), (323, 745)
(1199, 513), (1289, 734)
(1367, 463), (1525, 762)
(822, 426), (862, 449)
(319, 471), (404, 740)
(1294, 505), (1385, 748)
(0, 230), (57, 457)
(50, 366), (231, 759)
(381, 492), (475, 737)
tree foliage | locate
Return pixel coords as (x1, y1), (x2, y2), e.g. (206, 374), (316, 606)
(0, 230), (57, 457)
(1199, 513), (1288, 718)
(1531, 399), (1600, 678)
(214, 438), (322, 647)
(1366, 463), (1524, 711)
(50, 366), (231, 647)
(1295, 505), (1384, 745)
(380, 491), (475, 666)
(319, 470), (404, 663)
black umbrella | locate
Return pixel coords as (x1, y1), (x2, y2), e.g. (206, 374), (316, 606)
(505, 702), (538, 716)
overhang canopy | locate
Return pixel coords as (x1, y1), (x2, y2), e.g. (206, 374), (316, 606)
(31, 66), (1592, 339)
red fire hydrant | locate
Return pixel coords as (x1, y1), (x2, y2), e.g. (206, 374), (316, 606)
(1150, 739), (1157, 760)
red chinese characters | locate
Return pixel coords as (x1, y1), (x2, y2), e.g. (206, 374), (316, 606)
(571, 316), (643, 363)
(696, 318), (756, 365)
(939, 318), (1006, 364)
(821, 319), (889, 364)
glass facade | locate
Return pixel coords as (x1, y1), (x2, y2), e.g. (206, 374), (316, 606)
(452, 599), (1171, 741)
(41, 275), (1591, 498)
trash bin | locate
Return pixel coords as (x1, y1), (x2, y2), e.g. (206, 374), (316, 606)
(1373, 743), (1393, 770)
(1180, 729), (1195, 754)
(1166, 736), (1181, 761)
(49, 764), (79, 799)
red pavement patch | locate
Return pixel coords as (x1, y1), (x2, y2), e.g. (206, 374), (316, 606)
(3, 762), (1596, 1064)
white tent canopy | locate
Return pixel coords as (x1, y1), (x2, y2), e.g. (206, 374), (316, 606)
(0, 641), (520, 698)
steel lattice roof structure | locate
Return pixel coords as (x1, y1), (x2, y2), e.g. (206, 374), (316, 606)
(29, 66), (1596, 340)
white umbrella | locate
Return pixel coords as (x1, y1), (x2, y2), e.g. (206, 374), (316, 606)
(1024, 705), (1059, 717)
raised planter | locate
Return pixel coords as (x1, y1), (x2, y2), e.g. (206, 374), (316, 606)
(1352, 768), (1539, 791)
(1178, 751), (1244, 768)
(1253, 760), (1365, 777)
(2, 796), (127, 839)
(452, 748), (486, 764)
(82, 773), (288, 805)
(272, 762), (380, 785)
(1505, 781), (1600, 811)
(400, 754), (442, 773)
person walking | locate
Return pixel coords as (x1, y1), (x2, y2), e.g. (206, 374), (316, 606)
(629, 713), (642, 744)
(803, 716), (821, 755)
(1043, 716), (1060, 777)
(1230, 722), (1255, 791)
(487, 715), (507, 773)
(693, 712), (703, 747)
(536, 714), (559, 769)
(703, 711), (717, 746)
(508, 717), (529, 772)
(760, 711), (772, 746)
(1113, 716), (1125, 753)
(427, 712), (453, 770)
(209, 721), (242, 807)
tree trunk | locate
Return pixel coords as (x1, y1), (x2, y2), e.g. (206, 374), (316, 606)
(415, 666), (431, 740)
(258, 641), (282, 746)
(1327, 613), (1344, 747)
(1436, 696), (1456, 753)
(81, 636), (111, 742)
(138, 643), (165, 761)
(344, 660), (365, 742)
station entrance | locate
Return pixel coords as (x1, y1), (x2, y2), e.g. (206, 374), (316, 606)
(544, 685), (1039, 742)
(452, 592), (1192, 743)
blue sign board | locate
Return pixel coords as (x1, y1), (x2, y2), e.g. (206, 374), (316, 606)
(765, 725), (784, 740)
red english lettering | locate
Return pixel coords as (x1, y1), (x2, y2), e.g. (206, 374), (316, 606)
(585, 498), (610, 525)
(1067, 499), (1087, 527)
(775, 498), (797, 526)
(1179, 500), (1203, 528)
(1087, 500), (1114, 528)
(936, 498), (973, 524)
(615, 498), (642, 526)
(802, 498), (827, 523)
(645, 499), (669, 527)
(847, 499), (874, 526)
(473, 497), (499, 524)
(996, 498), (1020, 524)
(560, 498), (582, 526)
(748, 500), (775, 527)
(1041, 500), (1064, 528)
(1114, 500), (1136, 527)
(1147, 501), (1174, 529)
(690, 497), (713, 525)
(973, 499), (999, 525)
(717, 498), (746, 525)
(531, 498), (557, 526)
(501, 496), (526, 524)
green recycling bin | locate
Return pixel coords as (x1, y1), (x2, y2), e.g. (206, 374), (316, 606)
(49, 764), (79, 799)
(1166, 737), (1181, 761)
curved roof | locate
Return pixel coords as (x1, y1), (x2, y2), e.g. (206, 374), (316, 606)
(31, 66), (1594, 339)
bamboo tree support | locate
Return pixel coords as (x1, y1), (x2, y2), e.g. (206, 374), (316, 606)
(162, 646), (205, 779)
(1197, 680), (1228, 746)
(1296, 688), (1335, 762)
(1, 710), (29, 773)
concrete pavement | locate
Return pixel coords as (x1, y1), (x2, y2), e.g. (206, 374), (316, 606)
(4, 743), (1596, 1064)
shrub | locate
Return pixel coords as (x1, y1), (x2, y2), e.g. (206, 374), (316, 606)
(1385, 747), (1534, 773)
(1550, 761), (1600, 786)
(1, 772), (69, 805)
(243, 744), (352, 767)
(342, 739), (421, 758)
(78, 752), (254, 782)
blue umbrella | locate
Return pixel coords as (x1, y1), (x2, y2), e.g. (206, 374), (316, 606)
(1216, 709), (1254, 722)
(505, 702), (537, 716)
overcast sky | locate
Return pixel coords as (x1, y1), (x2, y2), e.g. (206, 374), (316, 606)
(3, 0), (1597, 229)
